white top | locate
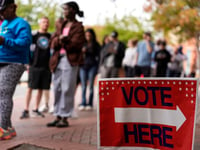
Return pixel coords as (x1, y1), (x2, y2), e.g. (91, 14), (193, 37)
(122, 47), (137, 67)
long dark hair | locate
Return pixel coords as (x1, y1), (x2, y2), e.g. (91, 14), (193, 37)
(85, 28), (100, 52)
(85, 28), (97, 44)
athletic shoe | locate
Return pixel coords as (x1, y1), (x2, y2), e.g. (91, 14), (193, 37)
(8, 127), (16, 137)
(56, 120), (69, 128)
(78, 105), (85, 111)
(85, 105), (93, 111)
(32, 109), (45, 118)
(46, 119), (61, 127)
(39, 104), (49, 113)
(49, 106), (54, 114)
(0, 128), (11, 140)
(20, 110), (29, 119)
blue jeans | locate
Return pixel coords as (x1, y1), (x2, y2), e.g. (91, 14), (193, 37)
(79, 66), (98, 107)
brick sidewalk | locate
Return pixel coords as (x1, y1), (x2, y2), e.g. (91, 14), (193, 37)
(1, 84), (98, 150)
(1, 109), (97, 150)
(1, 83), (200, 150)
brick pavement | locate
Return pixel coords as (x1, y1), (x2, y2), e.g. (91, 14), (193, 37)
(1, 84), (98, 150)
(1, 110), (97, 150)
(1, 83), (200, 150)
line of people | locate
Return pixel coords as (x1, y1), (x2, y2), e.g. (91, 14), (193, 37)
(0, 0), (194, 141)
(0, 0), (86, 140)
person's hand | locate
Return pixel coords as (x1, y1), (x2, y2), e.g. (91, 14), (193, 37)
(146, 35), (151, 42)
(52, 37), (61, 51)
(82, 46), (87, 52)
(59, 35), (68, 43)
(0, 36), (5, 45)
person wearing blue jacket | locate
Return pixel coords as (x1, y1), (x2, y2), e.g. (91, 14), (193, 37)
(0, 0), (32, 140)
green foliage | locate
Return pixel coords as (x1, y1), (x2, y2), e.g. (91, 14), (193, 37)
(150, 0), (200, 41)
(100, 15), (145, 44)
(16, 0), (61, 32)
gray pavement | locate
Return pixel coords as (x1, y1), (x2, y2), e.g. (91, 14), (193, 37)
(1, 82), (200, 150)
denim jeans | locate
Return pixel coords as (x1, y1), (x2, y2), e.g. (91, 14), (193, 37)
(79, 66), (98, 107)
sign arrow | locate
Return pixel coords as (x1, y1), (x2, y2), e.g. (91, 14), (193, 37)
(114, 106), (186, 131)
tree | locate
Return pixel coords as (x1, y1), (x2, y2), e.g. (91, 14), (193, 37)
(16, 0), (61, 32)
(145, 0), (200, 74)
(145, 0), (200, 42)
(100, 15), (145, 44)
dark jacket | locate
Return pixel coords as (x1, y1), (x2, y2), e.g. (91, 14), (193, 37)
(49, 20), (85, 72)
(100, 41), (125, 68)
(81, 41), (101, 69)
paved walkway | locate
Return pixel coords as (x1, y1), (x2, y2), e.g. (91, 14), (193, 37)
(1, 84), (97, 150)
(1, 82), (200, 150)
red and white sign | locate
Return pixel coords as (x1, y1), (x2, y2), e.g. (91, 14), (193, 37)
(97, 79), (198, 150)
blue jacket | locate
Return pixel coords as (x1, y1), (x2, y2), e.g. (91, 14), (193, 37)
(0, 17), (32, 64)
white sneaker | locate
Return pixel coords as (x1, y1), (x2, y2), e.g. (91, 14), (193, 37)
(39, 105), (49, 113)
(78, 105), (85, 111)
(71, 110), (78, 119)
(85, 106), (93, 111)
(49, 106), (54, 114)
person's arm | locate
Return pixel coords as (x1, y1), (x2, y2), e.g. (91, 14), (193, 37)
(63, 22), (86, 53)
(0, 22), (32, 51)
(146, 41), (153, 53)
(135, 51), (138, 65)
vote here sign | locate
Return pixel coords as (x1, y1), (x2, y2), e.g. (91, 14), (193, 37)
(97, 79), (198, 150)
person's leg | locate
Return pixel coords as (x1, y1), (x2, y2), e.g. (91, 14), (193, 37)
(20, 87), (32, 119)
(35, 89), (43, 110)
(0, 64), (25, 130)
(110, 67), (119, 78)
(54, 67), (78, 118)
(175, 71), (181, 77)
(53, 67), (78, 127)
(24, 66), (34, 111)
(134, 66), (141, 77)
(79, 68), (87, 107)
(21, 67), (39, 118)
(88, 66), (97, 108)
(47, 68), (62, 127)
(124, 66), (129, 77)
(39, 90), (50, 112)
(100, 66), (110, 78)
(132, 66), (136, 77)
(25, 88), (32, 111)
(44, 90), (50, 106)
(52, 69), (62, 115)
(127, 66), (133, 77)
(48, 66), (78, 128)
(141, 66), (151, 77)
(32, 89), (45, 117)
(39, 69), (52, 112)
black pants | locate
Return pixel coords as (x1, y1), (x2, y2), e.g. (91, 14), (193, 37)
(135, 66), (151, 77)
(124, 66), (135, 77)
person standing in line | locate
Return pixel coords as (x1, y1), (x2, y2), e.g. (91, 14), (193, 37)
(122, 39), (138, 77)
(40, 17), (64, 114)
(101, 34), (110, 48)
(167, 46), (187, 77)
(154, 40), (171, 77)
(0, 0), (32, 140)
(78, 28), (101, 111)
(135, 32), (154, 77)
(20, 16), (51, 119)
(47, 1), (85, 128)
(100, 31), (125, 78)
